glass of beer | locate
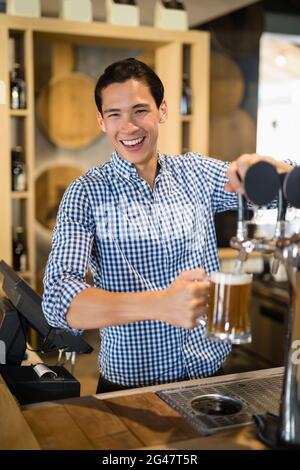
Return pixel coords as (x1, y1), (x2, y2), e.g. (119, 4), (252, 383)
(206, 272), (253, 344)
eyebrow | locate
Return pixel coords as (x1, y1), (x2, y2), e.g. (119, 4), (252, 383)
(103, 103), (151, 115)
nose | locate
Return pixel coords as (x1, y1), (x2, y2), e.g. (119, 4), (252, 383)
(120, 116), (139, 134)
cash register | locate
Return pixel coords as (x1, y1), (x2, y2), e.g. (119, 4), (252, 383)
(0, 260), (93, 404)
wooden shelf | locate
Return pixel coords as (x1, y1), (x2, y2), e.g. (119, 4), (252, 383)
(9, 109), (28, 117)
(11, 191), (29, 199)
(181, 114), (193, 122)
(1, 14), (204, 47)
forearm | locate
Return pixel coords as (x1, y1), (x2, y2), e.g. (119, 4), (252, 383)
(66, 287), (164, 329)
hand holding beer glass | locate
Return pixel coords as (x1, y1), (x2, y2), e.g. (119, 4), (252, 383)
(205, 272), (253, 344)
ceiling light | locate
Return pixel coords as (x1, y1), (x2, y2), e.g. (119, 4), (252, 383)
(275, 54), (287, 67)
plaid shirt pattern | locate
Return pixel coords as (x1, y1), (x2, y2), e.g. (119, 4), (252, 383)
(42, 151), (239, 386)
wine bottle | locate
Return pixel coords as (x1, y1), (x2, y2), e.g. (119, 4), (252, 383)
(10, 63), (26, 110)
(113, 0), (137, 4)
(181, 74), (192, 115)
(162, 0), (185, 10)
(11, 146), (27, 192)
(13, 226), (27, 272)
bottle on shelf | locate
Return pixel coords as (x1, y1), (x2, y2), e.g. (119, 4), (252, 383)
(13, 226), (28, 272)
(10, 63), (27, 110)
(181, 73), (192, 115)
(11, 146), (27, 192)
(162, 0), (185, 10)
(114, 0), (137, 4)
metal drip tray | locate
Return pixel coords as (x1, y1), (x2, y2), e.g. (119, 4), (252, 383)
(156, 371), (283, 435)
(191, 394), (243, 415)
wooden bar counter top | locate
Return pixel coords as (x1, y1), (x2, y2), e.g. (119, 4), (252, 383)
(1, 368), (281, 450)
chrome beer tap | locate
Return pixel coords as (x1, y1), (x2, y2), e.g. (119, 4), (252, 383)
(271, 173), (289, 276)
(231, 162), (282, 271)
(233, 194), (250, 274)
(230, 162), (300, 448)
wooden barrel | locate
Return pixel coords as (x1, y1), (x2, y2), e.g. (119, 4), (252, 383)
(209, 3), (264, 56)
(209, 109), (256, 161)
(35, 164), (83, 232)
(37, 73), (100, 148)
(210, 52), (245, 117)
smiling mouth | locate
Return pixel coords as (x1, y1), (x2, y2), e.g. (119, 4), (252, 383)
(120, 136), (145, 148)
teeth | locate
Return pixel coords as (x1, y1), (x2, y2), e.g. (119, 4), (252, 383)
(121, 137), (144, 146)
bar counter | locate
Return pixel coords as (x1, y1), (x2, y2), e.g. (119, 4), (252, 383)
(1, 367), (284, 450)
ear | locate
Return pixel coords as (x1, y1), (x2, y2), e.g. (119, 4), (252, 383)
(158, 99), (168, 124)
(97, 111), (106, 133)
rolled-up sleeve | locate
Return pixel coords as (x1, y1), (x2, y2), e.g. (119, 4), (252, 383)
(193, 154), (237, 213)
(42, 179), (95, 335)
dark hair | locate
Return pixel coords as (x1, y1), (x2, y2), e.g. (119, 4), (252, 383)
(94, 57), (164, 115)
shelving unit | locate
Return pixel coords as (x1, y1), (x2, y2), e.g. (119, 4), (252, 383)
(181, 115), (193, 122)
(0, 22), (36, 286)
(0, 14), (210, 287)
(11, 191), (30, 199)
(10, 109), (28, 117)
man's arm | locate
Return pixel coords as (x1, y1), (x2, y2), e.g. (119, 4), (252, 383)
(192, 154), (238, 213)
(42, 178), (209, 331)
(196, 153), (295, 214)
(66, 268), (210, 330)
(225, 153), (295, 194)
(42, 179), (95, 335)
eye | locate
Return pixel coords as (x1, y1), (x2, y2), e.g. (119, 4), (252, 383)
(136, 109), (148, 114)
(108, 113), (120, 118)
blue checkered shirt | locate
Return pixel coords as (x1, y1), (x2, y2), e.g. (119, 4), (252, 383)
(43, 151), (238, 386)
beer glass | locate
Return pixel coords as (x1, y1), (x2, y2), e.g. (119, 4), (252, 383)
(206, 272), (253, 344)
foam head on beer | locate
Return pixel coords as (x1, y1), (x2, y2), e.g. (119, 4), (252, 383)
(207, 272), (253, 344)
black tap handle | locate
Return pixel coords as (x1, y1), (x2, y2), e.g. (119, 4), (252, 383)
(244, 161), (281, 206)
(283, 166), (300, 209)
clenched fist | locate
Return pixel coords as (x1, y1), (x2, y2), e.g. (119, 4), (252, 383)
(160, 268), (210, 329)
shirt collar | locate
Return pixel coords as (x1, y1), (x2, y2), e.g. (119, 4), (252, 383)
(111, 151), (137, 180)
(111, 151), (168, 181)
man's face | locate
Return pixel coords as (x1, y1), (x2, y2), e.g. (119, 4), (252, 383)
(98, 78), (167, 166)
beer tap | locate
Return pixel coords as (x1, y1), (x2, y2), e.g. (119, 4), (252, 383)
(230, 162), (300, 448)
(231, 161), (281, 268)
(234, 194), (249, 274)
(271, 173), (288, 275)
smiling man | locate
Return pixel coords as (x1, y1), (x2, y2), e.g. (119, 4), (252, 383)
(42, 58), (293, 393)
(97, 65), (167, 188)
